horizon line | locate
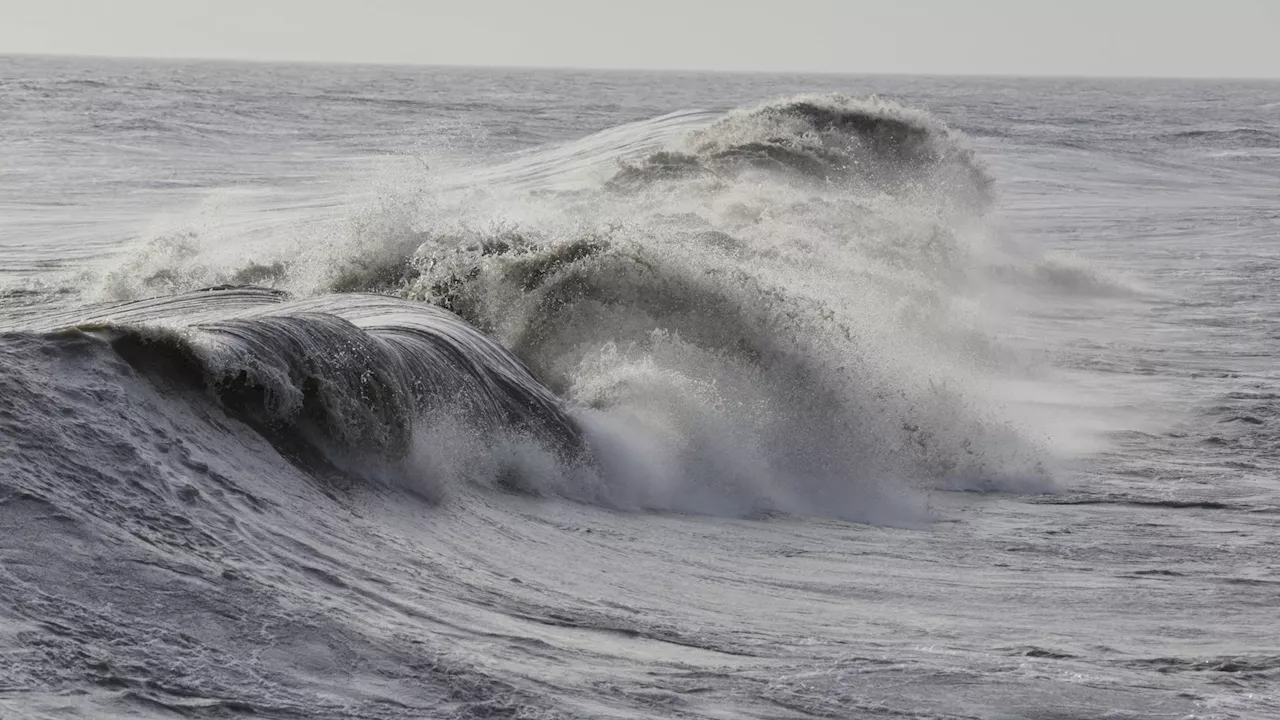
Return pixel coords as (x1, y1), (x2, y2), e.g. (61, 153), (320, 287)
(4, 51), (1279, 83)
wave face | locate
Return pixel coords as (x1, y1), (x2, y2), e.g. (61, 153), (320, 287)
(74, 94), (1070, 525)
(28, 289), (582, 498)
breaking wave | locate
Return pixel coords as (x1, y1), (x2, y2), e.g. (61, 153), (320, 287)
(59, 94), (1086, 523)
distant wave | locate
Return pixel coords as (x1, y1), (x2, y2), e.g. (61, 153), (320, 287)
(1156, 127), (1280, 148)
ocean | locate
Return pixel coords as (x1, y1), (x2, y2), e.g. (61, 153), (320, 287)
(1, 54), (1277, 719)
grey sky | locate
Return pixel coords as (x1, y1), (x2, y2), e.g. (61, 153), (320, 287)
(3, 0), (1278, 78)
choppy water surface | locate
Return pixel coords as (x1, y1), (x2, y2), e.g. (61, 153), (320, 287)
(1, 56), (1278, 719)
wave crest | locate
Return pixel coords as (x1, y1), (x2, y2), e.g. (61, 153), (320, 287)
(610, 95), (993, 209)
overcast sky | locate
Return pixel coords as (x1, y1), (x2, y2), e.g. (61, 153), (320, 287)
(3, 0), (1278, 78)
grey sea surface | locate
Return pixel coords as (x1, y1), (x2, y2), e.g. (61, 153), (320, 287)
(1, 55), (1278, 719)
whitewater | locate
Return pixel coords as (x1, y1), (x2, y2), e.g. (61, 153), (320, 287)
(1, 56), (1278, 719)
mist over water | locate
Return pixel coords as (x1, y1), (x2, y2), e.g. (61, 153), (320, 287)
(2, 57), (1278, 719)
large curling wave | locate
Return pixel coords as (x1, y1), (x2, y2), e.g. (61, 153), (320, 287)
(77, 94), (1068, 524)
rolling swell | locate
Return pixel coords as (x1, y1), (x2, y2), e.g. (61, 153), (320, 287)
(39, 288), (581, 486)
